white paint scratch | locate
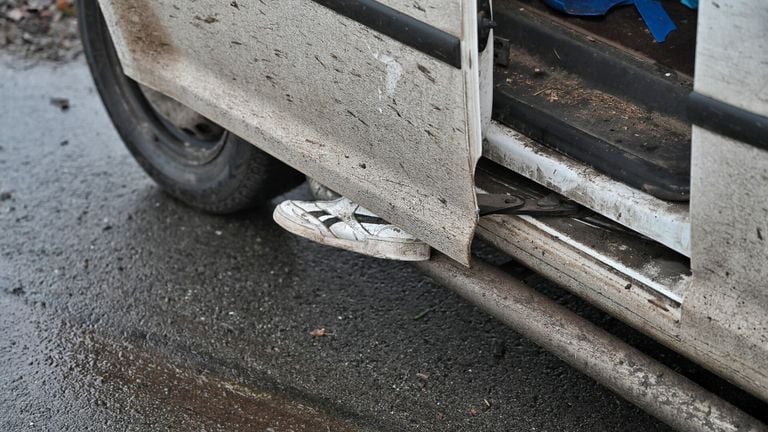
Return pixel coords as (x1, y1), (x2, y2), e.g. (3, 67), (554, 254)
(375, 54), (402, 97)
(365, 42), (402, 99)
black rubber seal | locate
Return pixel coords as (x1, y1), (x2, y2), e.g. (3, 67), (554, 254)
(688, 92), (768, 151)
(312, 0), (462, 68)
(493, 87), (691, 201)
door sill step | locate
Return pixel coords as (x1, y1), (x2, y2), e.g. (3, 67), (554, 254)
(484, 121), (691, 257)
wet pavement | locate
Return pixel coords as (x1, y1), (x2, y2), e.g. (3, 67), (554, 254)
(0, 57), (675, 431)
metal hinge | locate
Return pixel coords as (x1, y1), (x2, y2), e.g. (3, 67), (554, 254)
(477, 193), (580, 217)
(478, 0), (496, 52)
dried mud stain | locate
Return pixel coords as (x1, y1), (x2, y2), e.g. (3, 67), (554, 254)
(110, 0), (177, 62)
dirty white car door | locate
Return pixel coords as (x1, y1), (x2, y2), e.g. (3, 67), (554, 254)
(96, 0), (492, 264)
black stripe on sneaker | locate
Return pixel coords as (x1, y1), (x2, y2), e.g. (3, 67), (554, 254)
(354, 214), (389, 225)
(322, 217), (342, 229)
(307, 210), (330, 218)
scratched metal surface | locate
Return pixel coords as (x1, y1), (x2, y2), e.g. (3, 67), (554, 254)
(97, 0), (480, 265)
(685, 0), (768, 402)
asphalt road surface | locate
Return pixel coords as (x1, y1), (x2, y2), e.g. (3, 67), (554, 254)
(0, 56), (679, 431)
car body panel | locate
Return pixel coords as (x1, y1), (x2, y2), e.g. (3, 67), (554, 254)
(686, 0), (768, 401)
(96, 0), (487, 265)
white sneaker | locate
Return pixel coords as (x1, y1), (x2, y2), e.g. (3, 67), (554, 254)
(273, 197), (430, 261)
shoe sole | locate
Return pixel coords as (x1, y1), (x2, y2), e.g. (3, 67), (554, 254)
(272, 204), (431, 261)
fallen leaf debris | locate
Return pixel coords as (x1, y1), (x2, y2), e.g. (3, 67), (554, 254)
(309, 328), (327, 337)
(49, 96), (69, 110)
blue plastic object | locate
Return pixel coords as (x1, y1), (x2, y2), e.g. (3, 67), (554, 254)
(542, 0), (677, 43)
(680, 0), (698, 9)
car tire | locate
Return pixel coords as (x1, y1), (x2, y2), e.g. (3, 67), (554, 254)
(78, 0), (303, 214)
